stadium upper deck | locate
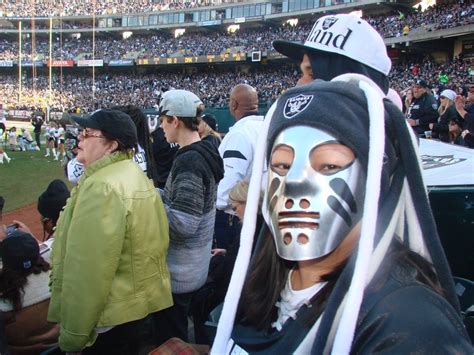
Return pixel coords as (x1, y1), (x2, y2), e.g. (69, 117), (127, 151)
(0, 2), (472, 62)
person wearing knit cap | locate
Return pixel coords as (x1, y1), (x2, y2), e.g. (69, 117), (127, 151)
(37, 179), (70, 242)
(212, 75), (472, 353)
(0, 230), (59, 353)
(429, 89), (463, 142)
(273, 13), (391, 94)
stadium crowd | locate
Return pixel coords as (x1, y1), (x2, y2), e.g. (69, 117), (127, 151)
(367, 1), (473, 38)
(0, 2), (473, 61)
(0, 66), (299, 112)
(0, 0), (228, 17)
(0, 12), (472, 355)
(0, 55), (471, 112)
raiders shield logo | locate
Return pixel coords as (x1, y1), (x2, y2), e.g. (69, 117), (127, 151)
(421, 154), (466, 170)
(322, 17), (338, 30)
(284, 94), (314, 119)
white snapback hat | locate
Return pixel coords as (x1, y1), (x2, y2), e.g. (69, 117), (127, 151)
(273, 13), (391, 76)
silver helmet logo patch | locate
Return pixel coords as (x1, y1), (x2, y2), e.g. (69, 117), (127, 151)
(283, 94), (314, 119)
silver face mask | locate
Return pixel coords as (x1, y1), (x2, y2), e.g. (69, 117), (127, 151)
(263, 126), (366, 261)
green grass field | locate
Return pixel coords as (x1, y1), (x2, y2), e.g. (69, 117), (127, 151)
(0, 148), (71, 212)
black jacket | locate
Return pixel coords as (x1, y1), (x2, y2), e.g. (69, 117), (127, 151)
(231, 244), (472, 354)
(432, 105), (462, 142)
(408, 93), (439, 135)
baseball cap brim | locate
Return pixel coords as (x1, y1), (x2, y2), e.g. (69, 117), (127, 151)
(70, 114), (101, 130)
(272, 40), (308, 62)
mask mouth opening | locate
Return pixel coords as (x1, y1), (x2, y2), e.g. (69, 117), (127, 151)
(279, 221), (320, 229)
(277, 211), (321, 230)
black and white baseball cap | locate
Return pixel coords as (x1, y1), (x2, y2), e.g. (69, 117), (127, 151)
(273, 13), (391, 76)
(158, 89), (203, 118)
(0, 231), (40, 270)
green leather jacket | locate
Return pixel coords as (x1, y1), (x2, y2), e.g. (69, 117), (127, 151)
(48, 151), (172, 351)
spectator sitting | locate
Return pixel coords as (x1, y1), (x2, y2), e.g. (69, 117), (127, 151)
(191, 180), (263, 346)
(37, 179), (70, 247)
(448, 117), (466, 146)
(0, 229), (59, 354)
(430, 89), (460, 142)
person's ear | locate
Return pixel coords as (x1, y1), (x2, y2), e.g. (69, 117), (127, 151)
(172, 115), (180, 128)
(230, 98), (238, 112)
(107, 140), (119, 153)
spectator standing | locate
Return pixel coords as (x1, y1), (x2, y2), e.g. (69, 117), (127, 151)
(198, 112), (221, 151)
(272, 13), (391, 93)
(113, 105), (160, 187)
(48, 109), (172, 354)
(430, 89), (461, 142)
(153, 90), (223, 345)
(407, 79), (439, 135)
(31, 111), (44, 149)
(216, 84), (264, 249)
(151, 126), (179, 190)
(63, 130), (85, 184)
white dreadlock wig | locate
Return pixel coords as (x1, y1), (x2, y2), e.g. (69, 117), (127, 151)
(212, 74), (459, 354)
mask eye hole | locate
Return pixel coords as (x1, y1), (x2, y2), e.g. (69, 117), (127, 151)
(270, 144), (294, 176)
(310, 143), (355, 175)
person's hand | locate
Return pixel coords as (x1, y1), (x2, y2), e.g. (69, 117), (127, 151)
(12, 220), (32, 235)
(462, 129), (470, 139)
(407, 119), (417, 126)
(211, 248), (227, 257)
(455, 95), (465, 110)
(429, 123), (434, 130)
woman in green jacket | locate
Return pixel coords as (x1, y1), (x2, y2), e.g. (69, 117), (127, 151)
(48, 109), (172, 354)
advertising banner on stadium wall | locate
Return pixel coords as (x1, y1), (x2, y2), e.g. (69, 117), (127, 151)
(108, 59), (134, 66)
(0, 60), (13, 67)
(137, 53), (246, 65)
(48, 59), (74, 67)
(21, 60), (44, 67)
(9, 110), (31, 119)
(77, 59), (104, 67)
